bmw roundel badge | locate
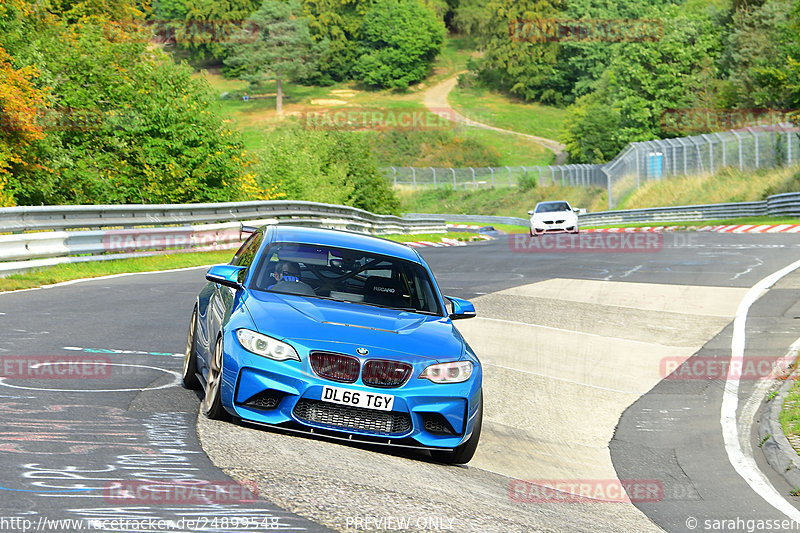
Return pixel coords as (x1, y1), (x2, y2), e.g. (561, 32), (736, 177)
(356, 347), (369, 356)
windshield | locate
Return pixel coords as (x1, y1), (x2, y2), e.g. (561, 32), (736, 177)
(250, 242), (443, 316)
(536, 202), (571, 213)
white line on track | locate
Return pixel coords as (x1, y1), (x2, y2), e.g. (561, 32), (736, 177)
(0, 264), (212, 296)
(721, 258), (800, 522)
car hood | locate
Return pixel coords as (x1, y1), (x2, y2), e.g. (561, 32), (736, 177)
(243, 291), (464, 361)
(532, 211), (576, 220)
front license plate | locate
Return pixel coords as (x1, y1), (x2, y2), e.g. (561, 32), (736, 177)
(321, 385), (395, 411)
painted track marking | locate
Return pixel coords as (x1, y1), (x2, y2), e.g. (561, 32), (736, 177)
(721, 258), (800, 521)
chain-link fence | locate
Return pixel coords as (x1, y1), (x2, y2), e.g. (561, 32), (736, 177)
(382, 123), (800, 209)
(382, 165), (606, 190)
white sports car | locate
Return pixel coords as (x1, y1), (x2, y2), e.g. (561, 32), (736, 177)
(527, 201), (580, 236)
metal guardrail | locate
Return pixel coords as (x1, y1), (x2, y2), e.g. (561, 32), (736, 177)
(0, 200), (442, 233)
(578, 192), (800, 225)
(404, 213), (530, 227)
(404, 192), (800, 228)
(0, 201), (446, 276)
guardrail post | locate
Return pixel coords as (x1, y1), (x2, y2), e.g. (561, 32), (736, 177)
(506, 166), (512, 186)
(391, 166), (397, 187)
(548, 166), (555, 185)
(702, 134), (713, 174)
(670, 139), (677, 176)
(489, 167), (495, 187)
(690, 136), (703, 174)
(747, 127), (760, 168)
(679, 138), (688, 174)
(635, 143), (641, 188)
(538, 166), (542, 184)
(787, 124), (793, 164)
(412, 167), (417, 189)
(430, 167), (436, 189)
(731, 130), (744, 171)
(715, 133), (726, 168)
(470, 167), (476, 188)
(451, 167), (456, 190)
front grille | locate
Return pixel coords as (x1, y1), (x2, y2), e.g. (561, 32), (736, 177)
(310, 352), (360, 383)
(293, 399), (411, 435)
(543, 220), (554, 224)
(555, 219), (565, 224)
(362, 360), (412, 388)
(241, 390), (285, 411)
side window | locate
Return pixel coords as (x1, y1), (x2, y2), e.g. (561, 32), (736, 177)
(231, 232), (263, 268)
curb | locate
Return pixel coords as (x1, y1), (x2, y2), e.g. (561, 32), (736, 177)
(758, 344), (800, 491)
(406, 235), (493, 248)
(584, 224), (800, 233)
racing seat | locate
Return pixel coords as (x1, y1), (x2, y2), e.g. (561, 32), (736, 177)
(363, 276), (406, 308)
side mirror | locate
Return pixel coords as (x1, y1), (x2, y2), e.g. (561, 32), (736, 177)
(445, 296), (476, 320)
(206, 264), (247, 289)
(527, 210), (535, 215)
(573, 208), (580, 213)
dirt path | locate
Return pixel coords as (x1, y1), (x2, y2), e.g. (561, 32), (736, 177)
(423, 74), (568, 164)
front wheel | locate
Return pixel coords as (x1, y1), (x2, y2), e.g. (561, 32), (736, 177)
(431, 391), (483, 465)
(181, 308), (201, 390)
(203, 336), (230, 420)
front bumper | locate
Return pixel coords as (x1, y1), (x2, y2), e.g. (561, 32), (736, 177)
(217, 332), (482, 450)
(530, 219), (579, 233)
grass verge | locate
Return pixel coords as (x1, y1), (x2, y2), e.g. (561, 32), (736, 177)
(400, 185), (607, 218)
(780, 374), (800, 451)
(0, 233), (476, 293)
(447, 222), (529, 233)
(449, 83), (567, 141)
(617, 166), (800, 210)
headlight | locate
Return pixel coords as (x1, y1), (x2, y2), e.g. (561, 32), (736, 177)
(419, 361), (473, 383)
(236, 329), (299, 361)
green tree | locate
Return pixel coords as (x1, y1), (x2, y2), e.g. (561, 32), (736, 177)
(1, 2), (265, 205)
(470, 0), (564, 104)
(561, 8), (723, 162)
(720, 0), (800, 108)
(224, 0), (327, 112)
(299, 0), (374, 83)
(353, 0), (445, 90)
(166, 0), (262, 62)
(451, 0), (491, 36)
(254, 128), (399, 214)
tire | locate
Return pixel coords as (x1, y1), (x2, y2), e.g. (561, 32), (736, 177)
(431, 391), (483, 465)
(203, 336), (230, 420)
(181, 308), (201, 390)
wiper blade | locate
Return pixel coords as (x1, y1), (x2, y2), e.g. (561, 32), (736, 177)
(380, 306), (439, 316)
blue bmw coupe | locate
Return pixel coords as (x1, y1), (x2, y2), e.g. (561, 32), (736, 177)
(183, 225), (483, 464)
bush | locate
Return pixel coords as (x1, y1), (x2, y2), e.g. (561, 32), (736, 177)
(254, 127), (399, 214)
(353, 0), (445, 89)
(518, 172), (537, 191)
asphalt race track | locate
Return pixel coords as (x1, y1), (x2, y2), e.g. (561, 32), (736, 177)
(1, 231), (800, 532)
